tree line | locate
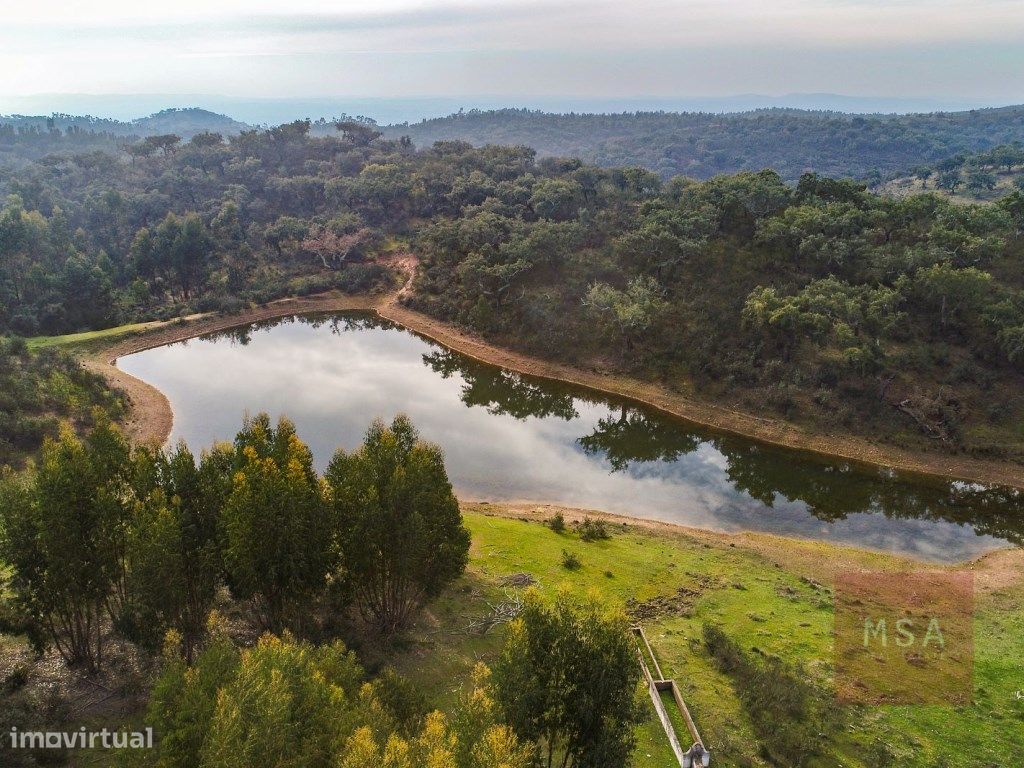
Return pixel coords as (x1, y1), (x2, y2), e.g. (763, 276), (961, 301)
(381, 106), (1024, 181)
(411, 168), (1024, 458)
(0, 413), (470, 669)
(0, 412), (644, 768)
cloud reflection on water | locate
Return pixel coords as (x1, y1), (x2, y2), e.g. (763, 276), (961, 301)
(117, 313), (1020, 562)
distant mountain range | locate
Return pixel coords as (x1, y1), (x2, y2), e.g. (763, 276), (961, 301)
(0, 108), (248, 139)
(6, 100), (1024, 182)
(0, 93), (1003, 126)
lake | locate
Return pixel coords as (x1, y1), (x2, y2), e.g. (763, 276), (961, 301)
(117, 312), (1023, 562)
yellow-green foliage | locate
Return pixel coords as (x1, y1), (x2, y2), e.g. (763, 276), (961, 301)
(147, 631), (531, 768)
(0, 338), (125, 468)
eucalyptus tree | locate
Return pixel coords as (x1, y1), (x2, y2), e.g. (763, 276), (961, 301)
(123, 442), (230, 658)
(326, 415), (470, 634)
(0, 414), (132, 671)
(220, 414), (331, 632)
(493, 590), (643, 768)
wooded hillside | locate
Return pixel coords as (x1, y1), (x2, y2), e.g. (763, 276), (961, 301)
(2, 123), (1022, 457)
(382, 106), (1024, 181)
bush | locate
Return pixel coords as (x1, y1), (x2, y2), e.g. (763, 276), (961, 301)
(578, 517), (610, 541)
(548, 512), (566, 533)
(8, 314), (39, 337)
(196, 294), (247, 314)
(336, 262), (391, 293)
(560, 549), (581, 570)
(371, 667), (430, 736)
(703, 624), (842, 767)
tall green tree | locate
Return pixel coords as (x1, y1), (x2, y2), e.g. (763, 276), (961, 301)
(123, 443), (228, 658)
(221, 414), (331, 631)
(326, 415), (470, 634)
(153, 211), (213, 300)
(493, 590), (643, 768)
(0, 414), (131, 671)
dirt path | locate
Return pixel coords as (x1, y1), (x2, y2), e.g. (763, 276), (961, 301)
(86, 257), (1024, 490)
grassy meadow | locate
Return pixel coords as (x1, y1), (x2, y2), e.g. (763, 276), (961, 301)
(384, 506), (1024, 768)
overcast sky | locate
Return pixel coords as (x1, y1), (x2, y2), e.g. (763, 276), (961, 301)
(2, 0), (1023, 103)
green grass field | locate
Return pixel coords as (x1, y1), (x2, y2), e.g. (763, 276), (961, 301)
(382, 507), (1024, 768)
(25, 320), (171, 352)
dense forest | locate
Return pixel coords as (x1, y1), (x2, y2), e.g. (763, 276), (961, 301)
(1, 121), (1023, 458)
(382, 106), (1024, 181)
(409, 167), (1024, 459)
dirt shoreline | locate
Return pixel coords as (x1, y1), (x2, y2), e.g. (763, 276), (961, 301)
(465, 501), (1024, 579)
(86, 288), (1024, 491)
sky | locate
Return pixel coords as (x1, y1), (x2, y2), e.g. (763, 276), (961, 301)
(2, 0), (1024, 113)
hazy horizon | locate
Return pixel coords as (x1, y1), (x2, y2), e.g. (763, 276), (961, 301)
(2, 1), (1023, 116)
(0, 92), (1014, 127)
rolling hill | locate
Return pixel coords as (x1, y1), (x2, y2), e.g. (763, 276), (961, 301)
(380, 105), (1024, 181)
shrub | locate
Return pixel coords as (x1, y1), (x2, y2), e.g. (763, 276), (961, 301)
(560, 550), (581, 570)
(703, 624), (842, 767)
(578, 517), (610, 541)
(548, 512), (566, 533)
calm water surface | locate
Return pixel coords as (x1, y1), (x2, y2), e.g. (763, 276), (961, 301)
(117, 313), (1024, 562)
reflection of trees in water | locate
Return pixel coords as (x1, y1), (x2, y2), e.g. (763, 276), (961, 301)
(578, 405), (701, 471)
(719, 443), (876, 520)
(422, 349), (579, 421)
(715, 439), (1024, 544)
(198, 312), (390, 346)
(422, 339), (1024, 545)
(201, 313), (1024, 546)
